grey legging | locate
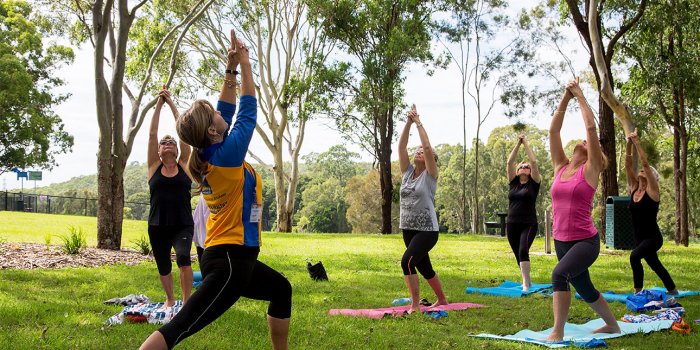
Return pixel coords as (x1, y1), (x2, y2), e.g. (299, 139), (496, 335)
(552, 234), (601, 303)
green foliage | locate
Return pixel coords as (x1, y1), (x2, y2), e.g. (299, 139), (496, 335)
(302, 145), (360, 186)
(44, 233), (51, 248)
(131, 234), (151, 255)
(60, 225), (86, 254)
(300, 178), (349, 233)
(0, 0), (74, 173)
(344, 165), (401, 233)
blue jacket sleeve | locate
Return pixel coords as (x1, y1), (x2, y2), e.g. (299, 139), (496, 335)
(209, 96), (257, 167)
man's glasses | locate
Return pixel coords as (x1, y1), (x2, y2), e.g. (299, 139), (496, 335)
(159, 139), (177, 145)
(518, 164), (530, 170)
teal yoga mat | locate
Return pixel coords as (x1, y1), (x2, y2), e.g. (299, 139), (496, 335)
(472, 318), (673, 348)
(466, 280), (552, 298)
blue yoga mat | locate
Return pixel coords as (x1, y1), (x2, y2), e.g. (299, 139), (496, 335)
(466, 280), (553, 298)
(575, 288), (700, 303)
(472, 318), (673, 348)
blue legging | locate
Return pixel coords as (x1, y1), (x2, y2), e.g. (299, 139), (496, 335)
(552, 234), (601, 303)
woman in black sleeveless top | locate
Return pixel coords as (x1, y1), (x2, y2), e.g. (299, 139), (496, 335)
(147, 87), (195, 307)
(624, 129), (677, 294)
(506, 134), (541, 292)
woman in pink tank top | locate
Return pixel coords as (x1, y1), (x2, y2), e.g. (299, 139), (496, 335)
(545, 79), (620, 341)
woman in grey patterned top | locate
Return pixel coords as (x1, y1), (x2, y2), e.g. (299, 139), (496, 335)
(397, 104), (447, 313)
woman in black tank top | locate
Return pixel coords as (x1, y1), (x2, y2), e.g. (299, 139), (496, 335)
(624, 130), (677, 294)
(147, 87), (195, 307)
(505, 134), (541, 292)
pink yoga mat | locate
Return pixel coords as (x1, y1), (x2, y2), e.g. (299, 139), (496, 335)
(328, 302), (485, 319)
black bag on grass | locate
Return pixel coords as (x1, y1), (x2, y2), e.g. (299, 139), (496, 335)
(306, 260), (328, 281)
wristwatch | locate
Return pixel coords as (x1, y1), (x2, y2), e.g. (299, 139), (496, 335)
(225, 69), (239, 75)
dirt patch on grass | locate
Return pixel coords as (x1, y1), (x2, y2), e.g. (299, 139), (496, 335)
(0, 242), (154, 269)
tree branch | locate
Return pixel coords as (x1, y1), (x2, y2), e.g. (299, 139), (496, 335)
(605, 0), (647, 63)
(588, 0), (634, 136)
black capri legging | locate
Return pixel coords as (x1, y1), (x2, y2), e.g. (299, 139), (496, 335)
(630, 236), (676, 291)
(401, 230), (438, 279)
(158, 244), (292, 349)
(148, 225), (194, 276)
(552, 234), (601, 303)
(506, 222), (538, 263)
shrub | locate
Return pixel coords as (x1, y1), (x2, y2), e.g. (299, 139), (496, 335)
(131, 234), (152, 255)
(44, 234), (52, 249)
(61, 226), (86, 255)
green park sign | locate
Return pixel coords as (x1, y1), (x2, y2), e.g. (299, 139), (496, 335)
(28, 171), (42, 181)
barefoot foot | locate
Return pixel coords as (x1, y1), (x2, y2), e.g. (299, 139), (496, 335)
(545, 330), (563, 342)
(592, 324), (620, 334)
(430, 298), (448, 308)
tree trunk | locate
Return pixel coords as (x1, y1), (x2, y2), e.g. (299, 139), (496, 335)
(281, 151), (302, 233)
(273, 149), (292, 232)
(471, 138), (480, 234)
(673, 85), (689, 246)
(96, 153), (125, 250)
(379, 135), (393, 234)
(679, 130), (689, 246)
(598, 100), (618, 240)
(673, 121), (681, 244)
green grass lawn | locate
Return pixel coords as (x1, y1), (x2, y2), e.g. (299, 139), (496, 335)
(0, 212), (698, 349)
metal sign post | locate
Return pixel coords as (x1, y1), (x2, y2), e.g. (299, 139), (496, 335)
(545, 209), (551, 254)
(28, 171), (42, 195)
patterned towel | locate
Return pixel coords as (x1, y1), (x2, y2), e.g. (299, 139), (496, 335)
(105, 300), (183, 325)
(104, 294), (151, 306)
(622, 309), (683, 323)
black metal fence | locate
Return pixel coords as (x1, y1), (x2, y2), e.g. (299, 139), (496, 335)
(1, 191), (150, 220)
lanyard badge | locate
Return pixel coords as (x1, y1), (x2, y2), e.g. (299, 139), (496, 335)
(246, 165), (262, 223)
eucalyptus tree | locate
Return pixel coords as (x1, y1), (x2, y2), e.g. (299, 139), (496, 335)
(49, 0), (215, 248)
(309, 0), (439, 233)
(616, 0), (700, 245)
(182, 0), (343, 232)
(437, 0), (535, 233)
(558, 0), (648, 239)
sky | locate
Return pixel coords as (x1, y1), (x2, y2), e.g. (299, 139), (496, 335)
(2, 3), (593, 191)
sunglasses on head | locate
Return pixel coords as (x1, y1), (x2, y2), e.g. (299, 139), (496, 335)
(159, 139), (177, 145)
(518, 164), (530, 169)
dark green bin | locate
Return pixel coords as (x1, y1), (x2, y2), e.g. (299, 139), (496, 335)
(605, 196), (635, 250)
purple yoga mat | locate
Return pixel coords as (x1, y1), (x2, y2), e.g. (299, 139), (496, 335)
(328, 302), (485, 319)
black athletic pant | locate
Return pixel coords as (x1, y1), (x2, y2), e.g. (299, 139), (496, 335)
(148, 225), (193, 276)
(630, 236), (676, 291)
(552, 234), (600, 303)
(158, 244), (292, 349)
(506, 222), (538, 264)
(401, 230), (438, 279)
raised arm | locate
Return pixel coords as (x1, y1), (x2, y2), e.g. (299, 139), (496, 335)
(157, 89), (192, 174)
(411, 106), (438, 179)
(507, 136), (522, 181)
(624, 136), (638, 194)
(629, 130), (659, 201)
(522, 136), (541, 184)
(210, 30), (257, 168)
(147, 93), (165, 180)
(220, 29), (240, 105)
(567, 80), (605, 178)
(398, 107), (413, 173)
(550, 88), (573, 172)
